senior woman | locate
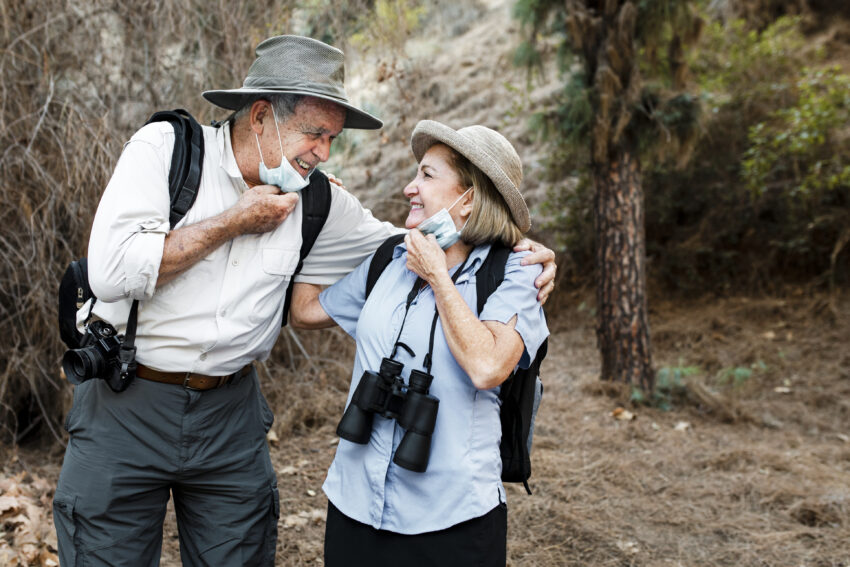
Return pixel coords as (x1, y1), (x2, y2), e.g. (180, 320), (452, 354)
(291, 120), (548, 566)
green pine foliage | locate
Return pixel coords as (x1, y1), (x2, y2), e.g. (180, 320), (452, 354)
(518, 3), (849, 290)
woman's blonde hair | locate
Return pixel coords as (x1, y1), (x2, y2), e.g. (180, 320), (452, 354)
(444, 147), (523, 247)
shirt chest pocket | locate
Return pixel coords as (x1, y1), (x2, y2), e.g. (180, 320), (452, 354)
(261, 247), (300, 277)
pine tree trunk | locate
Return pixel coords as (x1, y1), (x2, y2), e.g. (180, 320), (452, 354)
(593, 150), (654, 392)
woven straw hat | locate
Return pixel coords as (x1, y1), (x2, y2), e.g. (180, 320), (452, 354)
(203, 35), (382, 130)
(411, 120), (530, 232)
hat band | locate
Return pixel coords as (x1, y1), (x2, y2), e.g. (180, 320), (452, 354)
(243, 76), (348, 102)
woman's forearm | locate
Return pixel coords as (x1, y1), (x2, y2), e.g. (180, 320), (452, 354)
(429, 273), (523, 390)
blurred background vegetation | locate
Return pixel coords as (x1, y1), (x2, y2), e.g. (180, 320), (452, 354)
(1, 0), (849, 444)
(520, 0), (850, 295)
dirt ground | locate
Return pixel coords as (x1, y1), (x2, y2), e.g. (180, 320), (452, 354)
(163, 290), (850, 566)
(4, 290), (848, 566)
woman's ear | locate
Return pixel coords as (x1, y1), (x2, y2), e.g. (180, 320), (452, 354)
(460, 187), (475, 217)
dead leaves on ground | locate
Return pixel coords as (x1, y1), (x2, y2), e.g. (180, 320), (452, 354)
(0, 470), (58, 566)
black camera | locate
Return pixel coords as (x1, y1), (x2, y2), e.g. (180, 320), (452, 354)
(62, 320), (136, 392)
(336, 358), (439, 472)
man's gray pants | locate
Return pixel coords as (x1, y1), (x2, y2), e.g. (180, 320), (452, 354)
(53, 368), (280, 566)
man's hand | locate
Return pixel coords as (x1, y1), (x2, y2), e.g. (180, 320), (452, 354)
(231, 185), (300, 235)
(157, 186), (298, 287)
(514, 238), (557, 304)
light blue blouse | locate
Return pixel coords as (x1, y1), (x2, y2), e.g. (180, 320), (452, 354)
(319, 242), (548, 534)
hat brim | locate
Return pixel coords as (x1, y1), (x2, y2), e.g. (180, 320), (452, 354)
(411, 120), (530, 232)
(202, 87), (383, 130)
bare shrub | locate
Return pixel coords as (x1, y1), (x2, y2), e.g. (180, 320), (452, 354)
(0, 0), (301, 446)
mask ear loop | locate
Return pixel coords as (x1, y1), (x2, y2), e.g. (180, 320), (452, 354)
(447, 186), (473, 213)
(269, 104), (285, 161)
(254, 133), (266, 167)
(449, 187), (474, 232)
(255, 103), (285, 168)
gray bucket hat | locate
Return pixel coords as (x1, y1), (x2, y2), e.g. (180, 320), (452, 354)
(203, 35), (382, 130)
(411, 120), (530, 232)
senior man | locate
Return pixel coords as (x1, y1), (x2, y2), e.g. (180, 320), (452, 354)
(53, 35), (556, 566)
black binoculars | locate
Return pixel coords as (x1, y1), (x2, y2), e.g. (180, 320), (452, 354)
(337, 358), (439, 473)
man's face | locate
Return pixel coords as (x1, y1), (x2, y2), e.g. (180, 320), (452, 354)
(275, 96), (346, 178)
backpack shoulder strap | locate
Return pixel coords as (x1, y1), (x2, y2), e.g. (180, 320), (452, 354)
(475, 243), (511, 314)
(143, 109), (205, 229)
(365, 233), (407, 299)
(281, 171), (333, 326)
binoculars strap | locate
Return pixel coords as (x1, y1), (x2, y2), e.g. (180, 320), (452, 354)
(419, 257), (469, 375)
(389, 256), (469, 373)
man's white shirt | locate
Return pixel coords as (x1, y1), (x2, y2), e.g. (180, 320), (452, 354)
(86, 121), (400, 374)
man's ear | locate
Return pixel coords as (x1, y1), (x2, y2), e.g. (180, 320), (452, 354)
(249, 100), (270, 134)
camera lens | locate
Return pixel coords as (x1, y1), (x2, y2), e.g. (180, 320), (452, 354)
(62, 346), (105, 384)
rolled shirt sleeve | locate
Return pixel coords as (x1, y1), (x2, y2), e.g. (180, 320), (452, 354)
(87, 123), (173, 302)
(294, 184), (405, 286)
(478, 250), (548, 368)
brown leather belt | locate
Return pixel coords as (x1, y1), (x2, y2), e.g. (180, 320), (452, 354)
(135, 363), (254, 391)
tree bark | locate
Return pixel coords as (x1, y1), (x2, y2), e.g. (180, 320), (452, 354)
(594, 150), (654, 391)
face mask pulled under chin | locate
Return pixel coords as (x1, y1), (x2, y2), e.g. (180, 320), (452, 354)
(417, 187), (472, 249)
(255, 106), (312, 192)
(257, 151), (311, 192)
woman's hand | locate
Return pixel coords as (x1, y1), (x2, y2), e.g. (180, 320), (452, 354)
(405, 229), (447, 284)
(514, 238), (557, 304)
(324, 171), (347, 191)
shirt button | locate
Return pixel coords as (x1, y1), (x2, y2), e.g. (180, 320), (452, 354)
(200, 353), (207, 361)
(232, 259), (239, 266)
(220, 309), (227, 317)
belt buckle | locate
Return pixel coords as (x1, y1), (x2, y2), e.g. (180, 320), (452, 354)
(183, 372), (201, 391)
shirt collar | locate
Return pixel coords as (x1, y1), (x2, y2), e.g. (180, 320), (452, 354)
(217, 123), (246, 181)
(392, 240), (494, 283)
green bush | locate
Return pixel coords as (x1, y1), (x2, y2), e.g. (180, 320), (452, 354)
(644, 16), (847, 291)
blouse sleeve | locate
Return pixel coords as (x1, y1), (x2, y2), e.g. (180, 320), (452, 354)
(317, 251), (374, 339)
(478, 250), (549, 368)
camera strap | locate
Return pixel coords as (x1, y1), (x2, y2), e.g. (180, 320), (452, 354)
(114, 300), (139, 391)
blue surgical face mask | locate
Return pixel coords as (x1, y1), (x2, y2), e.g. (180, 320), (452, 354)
(417, 187), (473, 249)
(255, 106), (311, 192)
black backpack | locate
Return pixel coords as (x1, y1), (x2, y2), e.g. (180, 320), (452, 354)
(58, 109), (332, 350)
(365, 234), (547, 494)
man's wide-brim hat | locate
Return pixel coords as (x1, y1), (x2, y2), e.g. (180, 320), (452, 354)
(203, 35), (382, 130)
(411, 120), (530, 232)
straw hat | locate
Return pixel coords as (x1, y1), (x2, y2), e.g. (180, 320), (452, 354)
(203, 35), (382, 130)
(411, 120), (530, 232)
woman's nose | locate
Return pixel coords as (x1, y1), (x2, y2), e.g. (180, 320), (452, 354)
(403, 179), (418, 197)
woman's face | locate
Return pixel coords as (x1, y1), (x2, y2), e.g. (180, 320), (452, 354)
(403, 144), (470, 230)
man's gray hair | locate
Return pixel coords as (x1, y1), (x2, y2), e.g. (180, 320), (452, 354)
(231, 93), (304, 124)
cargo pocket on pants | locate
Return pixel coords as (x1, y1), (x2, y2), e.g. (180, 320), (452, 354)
(53, 490), (79, 566)
(264, 486), (281, 564)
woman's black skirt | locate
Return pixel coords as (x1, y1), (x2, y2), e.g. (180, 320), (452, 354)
(324, 500), (507, 567)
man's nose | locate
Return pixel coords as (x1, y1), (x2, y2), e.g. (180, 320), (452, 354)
(314, 138), (332, 162)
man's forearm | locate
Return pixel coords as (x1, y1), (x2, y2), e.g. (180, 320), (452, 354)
(157, 209), (241, 286)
